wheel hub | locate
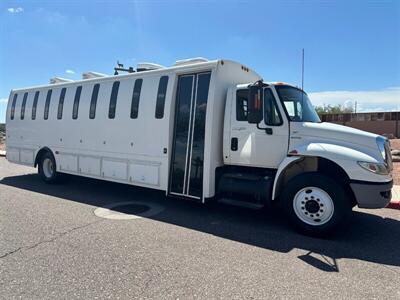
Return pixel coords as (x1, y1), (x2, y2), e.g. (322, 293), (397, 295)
(305, 200), (320, 213)
(293, 186), (335, 226)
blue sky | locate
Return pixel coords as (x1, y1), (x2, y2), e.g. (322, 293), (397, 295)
(1, 0), (399, 122)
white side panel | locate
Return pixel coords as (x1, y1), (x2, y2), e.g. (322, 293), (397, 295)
(129, 163), (160, 186)
(79, 156), (101, 176)
(20, 149), (34, 165)
(102, 159), (128, 180)
(58, 154), (78, 172)
(7, 148), (20, 162)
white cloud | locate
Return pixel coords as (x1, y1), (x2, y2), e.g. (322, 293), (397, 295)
(65, 69), (75, 74)
(309, 87), (400, 112)
(7, 7), (23, 13)
(0, 98), (8, 104)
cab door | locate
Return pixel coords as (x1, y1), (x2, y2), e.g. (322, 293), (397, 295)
(228, 87), (289, 169)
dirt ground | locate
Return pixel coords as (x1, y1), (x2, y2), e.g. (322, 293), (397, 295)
(0, 139), (399, 184)
(390, 139), (400, 185)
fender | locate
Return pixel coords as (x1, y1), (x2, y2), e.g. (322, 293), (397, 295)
(34, 147), (54, 167)
(272, 156), (302, 200)
(272, 142), (388, 200)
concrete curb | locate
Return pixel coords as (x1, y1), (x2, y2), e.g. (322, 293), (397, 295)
(387, 199), (400, 210)
(388, 185), (400, 210)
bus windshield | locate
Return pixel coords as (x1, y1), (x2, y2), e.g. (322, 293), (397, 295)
(275, 85), (321, 123)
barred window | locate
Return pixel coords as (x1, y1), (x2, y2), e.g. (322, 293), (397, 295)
(130, 79), (142, 119)
(72, 86), (82, 119)
(21, 92), (28, 120)
(44, 90), (52, 120)
(108, 81), (120, 119)
(155, 76), (168, 119)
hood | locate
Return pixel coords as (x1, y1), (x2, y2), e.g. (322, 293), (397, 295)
(292, 122), (379, 149)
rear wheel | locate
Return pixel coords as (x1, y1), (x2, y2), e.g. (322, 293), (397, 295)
(38, 151), (59, 183)
(281, 172), (352, 237)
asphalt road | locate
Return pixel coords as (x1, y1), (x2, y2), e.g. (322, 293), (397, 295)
(0, 158), (399, 299)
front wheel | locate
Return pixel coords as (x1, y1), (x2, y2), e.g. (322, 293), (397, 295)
(281, 172), (352, 237)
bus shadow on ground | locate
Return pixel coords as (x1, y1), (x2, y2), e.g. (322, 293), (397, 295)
(1, 172), (399, 272)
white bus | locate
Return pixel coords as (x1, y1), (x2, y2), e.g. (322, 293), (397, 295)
(5, 58), (393, 236)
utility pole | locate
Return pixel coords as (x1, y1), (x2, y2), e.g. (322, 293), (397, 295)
(354, 101), (357, 114)
(301, 49), (304, 91)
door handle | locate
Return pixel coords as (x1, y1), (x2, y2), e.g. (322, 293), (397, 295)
(265, 128), (273, 135)
(231, 137), (238, 151)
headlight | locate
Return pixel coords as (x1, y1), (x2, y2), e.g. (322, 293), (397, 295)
(358, 161), (389, 175)
(376, 136), (387, 160)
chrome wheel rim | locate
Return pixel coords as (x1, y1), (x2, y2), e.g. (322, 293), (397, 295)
(293, 186), (334, 226)
(43, 158), (54, 178)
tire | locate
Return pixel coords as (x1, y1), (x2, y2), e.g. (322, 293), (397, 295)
(281, 172), (352, 237)
(38, 151), (60, 183)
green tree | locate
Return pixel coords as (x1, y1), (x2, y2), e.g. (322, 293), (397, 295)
(314, 104), (353, 117)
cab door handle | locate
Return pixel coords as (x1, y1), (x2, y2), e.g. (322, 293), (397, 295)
(265, 128), (273, 135)
(231, 137), (238, 151)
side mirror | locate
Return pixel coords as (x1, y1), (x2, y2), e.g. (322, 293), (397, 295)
(247, 86), (263, 124)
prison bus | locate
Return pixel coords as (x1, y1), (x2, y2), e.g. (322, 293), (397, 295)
(6, 58), (393, 236)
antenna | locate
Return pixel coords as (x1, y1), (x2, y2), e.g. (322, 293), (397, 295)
(301, 48), (305, 91)
(114, 60), (135, 75)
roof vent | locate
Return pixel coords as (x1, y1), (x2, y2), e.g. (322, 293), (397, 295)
(49, 77), (74, 84)
(82, 71), (108, 79)
(136, 62), (165, 72)
(174, 57), (208, 66)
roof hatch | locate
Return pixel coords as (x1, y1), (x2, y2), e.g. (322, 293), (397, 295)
(49, 77), (74, 84)
(136, 63), (165, 72)
(82, 72), (108, 79)
(174, 57), (208, 66)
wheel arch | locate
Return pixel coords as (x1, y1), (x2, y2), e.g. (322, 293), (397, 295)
(272, 156), (356, 205)
(34, 147), (54, 167)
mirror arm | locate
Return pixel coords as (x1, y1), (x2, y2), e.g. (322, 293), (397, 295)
(256, 122), (272, 134)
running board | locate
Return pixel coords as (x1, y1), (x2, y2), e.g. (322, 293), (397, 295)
(218, 197), (264, 209)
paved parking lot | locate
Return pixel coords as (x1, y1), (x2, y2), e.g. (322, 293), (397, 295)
(0, 157), (399, 299)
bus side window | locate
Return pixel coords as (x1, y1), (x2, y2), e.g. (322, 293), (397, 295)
(108, 81), (120, 119)
(89, 84), (100, 119)
(72, 86), (82, 120)
(10, 93), (18, 120)
(130, 79), (142, 119)
(57, 88), (67, 120)
(236, 89), (248, 121)
(21, 92), (28, 120)
(155, 76), (168, 119)
(44, 90), (52, 120)
(32, 91), (39, 120)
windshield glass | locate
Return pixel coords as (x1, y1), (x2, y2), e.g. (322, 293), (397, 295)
(275, 85), (321, 123)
